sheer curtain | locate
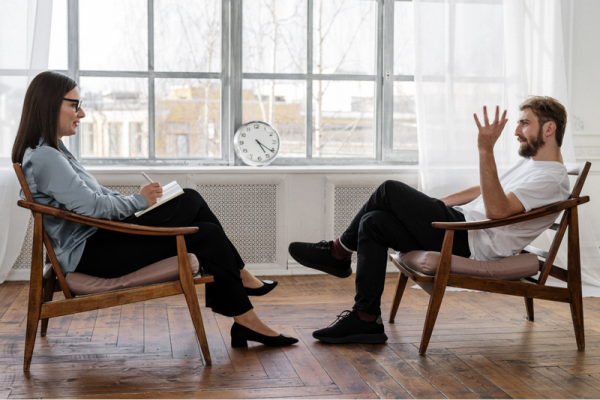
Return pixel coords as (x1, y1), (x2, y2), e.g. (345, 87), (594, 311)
(414, 0), (600, 291)
(0, 0), (53, 283)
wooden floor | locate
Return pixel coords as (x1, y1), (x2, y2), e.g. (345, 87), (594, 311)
(1, 273), (600, 399)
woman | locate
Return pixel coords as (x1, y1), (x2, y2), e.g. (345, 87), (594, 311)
(12, 71), (297, 348)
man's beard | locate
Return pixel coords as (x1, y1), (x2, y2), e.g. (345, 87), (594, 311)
(518, 126), (545, 158)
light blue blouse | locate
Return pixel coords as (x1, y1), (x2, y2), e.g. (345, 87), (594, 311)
(20, 138), (148, 274)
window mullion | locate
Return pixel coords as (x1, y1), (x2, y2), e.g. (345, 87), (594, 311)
(221, 0), (231, 164)
(382, 0), (394, 161)
(68, 0), (81, 160)
(230, 0), (243, 165)
(375, 0), (384, 161)
(148, 0), (155, 159)
(306, 0), (313, 159)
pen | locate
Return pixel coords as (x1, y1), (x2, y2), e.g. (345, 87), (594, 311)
(141, 172), (154, 184)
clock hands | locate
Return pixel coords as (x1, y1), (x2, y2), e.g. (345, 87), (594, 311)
(255, 140), (266, 153)
(255, 139), (274, 153)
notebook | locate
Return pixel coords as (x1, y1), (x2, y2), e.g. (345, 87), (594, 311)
(135, 181), (185, 217)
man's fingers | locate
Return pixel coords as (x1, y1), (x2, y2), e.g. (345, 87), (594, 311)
(483, 106), (490, 126)
(474, 113), (482, 129)
(494, 106), (500, 124)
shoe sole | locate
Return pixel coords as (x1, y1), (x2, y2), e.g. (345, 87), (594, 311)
(313, 332), (388, 344)
(288, 246), (352, 278)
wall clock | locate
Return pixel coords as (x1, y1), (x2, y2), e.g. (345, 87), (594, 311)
(233, 120), (281, 166)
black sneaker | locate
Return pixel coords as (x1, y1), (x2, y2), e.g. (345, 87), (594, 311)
(288, 240), (352, 278)
(313, 310), (388, 344)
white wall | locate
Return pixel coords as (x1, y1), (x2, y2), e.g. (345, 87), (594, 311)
(571, 0), (600, 244)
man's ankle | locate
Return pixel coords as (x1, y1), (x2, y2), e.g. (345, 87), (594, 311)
(356, 310), (378, 322)
(331, 237), (353, 260)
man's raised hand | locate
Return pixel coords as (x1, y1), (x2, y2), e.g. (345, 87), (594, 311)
(474, 105), (508, 153)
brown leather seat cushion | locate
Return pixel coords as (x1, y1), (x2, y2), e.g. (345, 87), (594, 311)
(399, 251), (539, 280)
(65, 254), (200, 296)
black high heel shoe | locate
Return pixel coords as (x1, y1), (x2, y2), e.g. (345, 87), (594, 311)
(230, 322), (298, 348)
(244, 280), (278, 296)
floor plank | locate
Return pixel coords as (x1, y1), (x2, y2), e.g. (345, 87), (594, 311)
(389, 343), (479, 398)
(335, 344), (412, 399)
(457, 354), (544, 399)
(296, 329), (374, 395)
(1, 274), (600, 399)
(363, 343), (445, 399)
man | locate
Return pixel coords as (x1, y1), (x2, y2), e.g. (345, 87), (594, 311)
(288, 96), (571, 344)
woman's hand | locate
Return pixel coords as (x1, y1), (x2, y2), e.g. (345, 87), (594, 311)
(140, 182), (163, 207)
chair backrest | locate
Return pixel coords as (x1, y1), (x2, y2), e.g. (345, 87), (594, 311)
(13, 163), (73, 298)
(526, 161), (591, 285)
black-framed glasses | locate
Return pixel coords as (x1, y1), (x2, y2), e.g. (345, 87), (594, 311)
(63, 98), (82, 113)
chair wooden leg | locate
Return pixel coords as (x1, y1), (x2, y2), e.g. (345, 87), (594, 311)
(389, 273), (408, 323)
(40, 273), (57, 337)
(567, 209), (585, 350)
(177, 236), (212, 365)
(525, 297), (534, 321)
(24, 213), (44, 372)
(419, 230), (454, 354)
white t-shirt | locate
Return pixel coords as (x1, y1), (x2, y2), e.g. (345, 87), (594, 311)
(455, 158), (570, 261)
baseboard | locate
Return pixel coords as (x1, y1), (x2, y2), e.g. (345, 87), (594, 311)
(287, 259), (398, 276)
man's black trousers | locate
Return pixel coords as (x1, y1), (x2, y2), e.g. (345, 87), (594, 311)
(339, 180), (471, 316)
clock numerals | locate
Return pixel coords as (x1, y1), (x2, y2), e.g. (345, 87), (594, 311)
(237, 123), (280, 165)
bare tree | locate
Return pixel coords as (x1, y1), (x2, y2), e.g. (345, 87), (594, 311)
(313, 0), (372, 157)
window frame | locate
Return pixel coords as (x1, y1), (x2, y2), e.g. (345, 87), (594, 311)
(1, 0), (418, 166)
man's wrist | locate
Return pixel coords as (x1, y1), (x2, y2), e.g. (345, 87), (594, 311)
(479, 148), (494, 156)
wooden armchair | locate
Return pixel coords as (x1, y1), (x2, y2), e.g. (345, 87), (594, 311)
(13, 164), (214, 371)
(388, 162), (591, 354)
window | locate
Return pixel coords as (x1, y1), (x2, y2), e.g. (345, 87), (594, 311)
(81, 122), (95, 156)
(0, 0), (416, 165)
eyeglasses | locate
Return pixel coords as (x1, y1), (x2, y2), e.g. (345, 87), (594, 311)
(63, 98), (83, 113)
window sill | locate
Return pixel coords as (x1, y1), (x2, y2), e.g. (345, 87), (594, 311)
(85, 164), (419, 175)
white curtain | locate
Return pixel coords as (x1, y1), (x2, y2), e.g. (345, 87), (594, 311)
(414, 0), (600, 292)
(0, 0), (53, 283)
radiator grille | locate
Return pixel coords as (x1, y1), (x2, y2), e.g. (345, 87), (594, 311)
(12, 216), (47, 270)
(334, 186), (377, 265)
(197, 185), (278, 264)
(11, 184), (278, 271)
(104, 185), (139, 195)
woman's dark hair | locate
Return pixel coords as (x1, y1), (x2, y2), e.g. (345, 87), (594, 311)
(11, 71), (78, 164)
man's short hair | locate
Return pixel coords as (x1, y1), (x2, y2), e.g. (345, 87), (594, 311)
(519, 96), (567, 147)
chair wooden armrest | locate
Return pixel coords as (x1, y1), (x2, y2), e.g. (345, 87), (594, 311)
(432, 196), (589, 231)
(17, 200), (198, 236)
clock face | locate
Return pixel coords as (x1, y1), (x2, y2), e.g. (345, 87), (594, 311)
(234, 121), (281, 166)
